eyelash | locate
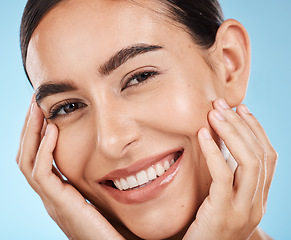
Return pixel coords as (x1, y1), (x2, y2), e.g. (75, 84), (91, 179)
(48, 100), (86, 120)
(122, 69), (160, 91)
(47, 70), (159, 119)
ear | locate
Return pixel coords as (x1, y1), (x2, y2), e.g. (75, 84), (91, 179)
(212, 19), (251, 108)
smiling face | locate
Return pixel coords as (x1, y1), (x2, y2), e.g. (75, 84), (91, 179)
(26, 0), (229, 239)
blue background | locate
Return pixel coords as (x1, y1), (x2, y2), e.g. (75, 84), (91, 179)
(1, 0), (290, 239)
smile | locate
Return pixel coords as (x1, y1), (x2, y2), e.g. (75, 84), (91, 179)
(113, 151), (180, 191)
(99, 149), (184, 204)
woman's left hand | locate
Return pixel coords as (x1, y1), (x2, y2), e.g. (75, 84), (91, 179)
(183, 98), (277, 240)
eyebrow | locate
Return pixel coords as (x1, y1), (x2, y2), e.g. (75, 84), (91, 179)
(35, 43), (163, 104)
(35, 82), (77, 104)
(99, 43), (163, 76)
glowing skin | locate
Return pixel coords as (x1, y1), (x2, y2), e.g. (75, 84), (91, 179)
(26, 0), (232, 239)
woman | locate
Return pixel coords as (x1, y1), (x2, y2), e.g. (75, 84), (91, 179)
(17, 0), (277, 239)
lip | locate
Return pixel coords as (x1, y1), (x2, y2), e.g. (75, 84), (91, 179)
(99, 148), (184, 204)
(98, 148), (183, 181)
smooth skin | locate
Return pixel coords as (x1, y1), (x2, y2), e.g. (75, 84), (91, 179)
(16, 0), (277, 239)
(17, 98), (276, 240)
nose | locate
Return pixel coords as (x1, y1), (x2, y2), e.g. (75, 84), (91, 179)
(96, 106), (141, 159)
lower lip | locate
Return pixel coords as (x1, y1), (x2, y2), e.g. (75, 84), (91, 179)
(100, 152), (184, 204)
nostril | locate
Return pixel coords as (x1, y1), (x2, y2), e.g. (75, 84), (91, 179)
(122, 138), (138, 153)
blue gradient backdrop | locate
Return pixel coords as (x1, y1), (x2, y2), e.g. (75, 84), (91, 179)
(1, 1), (290, 239)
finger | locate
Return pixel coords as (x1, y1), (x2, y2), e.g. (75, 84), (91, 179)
(18, 101), (45, 180)
(213, 100), (267, 207)
(249, 156), (266, 227)
(41, 118), (48, 139)
(209, 101), (261, 210)
(213, 99), (264, 164)
(234, 107), (267, 226)
(32, 124), (61, 197)
(236, 104), (277, 204)
(21, 94), (36, 139)
(16, 94), (35, 163)
(198, 128), (233, 208)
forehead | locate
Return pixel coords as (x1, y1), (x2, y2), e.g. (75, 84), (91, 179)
(26, 0), (192, 88)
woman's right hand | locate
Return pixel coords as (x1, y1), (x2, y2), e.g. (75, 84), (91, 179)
(16, 96), (125, 240)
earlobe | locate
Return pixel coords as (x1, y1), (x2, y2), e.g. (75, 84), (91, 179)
(213, 19), (251, 108)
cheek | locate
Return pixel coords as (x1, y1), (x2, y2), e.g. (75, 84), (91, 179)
(53, 122), (95, 181)
(141, 79), (214, 136)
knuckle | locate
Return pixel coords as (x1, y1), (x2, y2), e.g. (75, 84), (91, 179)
(16, 147), (23, 167)
(31, 169), (42, 184)
(18, 162), (25, 173)
(18, 158), (27, 173)
(268, 149), (279, 163)
(251, 208), (264, 227)
(16, 152), (20, 164)
(250, 218), (261, 228)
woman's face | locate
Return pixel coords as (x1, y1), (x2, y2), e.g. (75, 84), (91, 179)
(26, 0), (223, 238)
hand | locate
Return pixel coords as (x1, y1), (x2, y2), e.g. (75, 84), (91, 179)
(184, 98), (277, 240)
(16, 96), (125, 240)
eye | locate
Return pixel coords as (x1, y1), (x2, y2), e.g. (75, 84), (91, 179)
(122, 70), (159, 90)
(48, 100), (86, 119)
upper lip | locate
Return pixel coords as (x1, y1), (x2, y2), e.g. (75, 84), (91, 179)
(98, 148), (184, 182)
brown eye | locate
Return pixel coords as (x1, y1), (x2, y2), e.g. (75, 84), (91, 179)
(123, 70), (159, 90)
(48, 101), (87, 119)
(63, 103), (79, 113)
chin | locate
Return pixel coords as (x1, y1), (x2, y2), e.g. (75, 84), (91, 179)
(128, 214), (194, 240)
(115, 174), (201, 240)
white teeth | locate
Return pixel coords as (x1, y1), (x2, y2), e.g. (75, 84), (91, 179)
(147, 166), (157, 181)
(120, 178), (129, 190)
(156, 163), (165, 177)
(113, 158), (177, 191)
(136, 170), (148, 185)
(164, 161), (170, 170)
(126, 176), (138, 188)
(114, 180), (123, 190)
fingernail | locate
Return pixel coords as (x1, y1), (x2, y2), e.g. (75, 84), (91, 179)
(241, 104), (251, 114)
(45, 125), (52, 136)
(217, 99), (229, 109)
(214, 110), (225, 121)
(202, 128), (212, 140)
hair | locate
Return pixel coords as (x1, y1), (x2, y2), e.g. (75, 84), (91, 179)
(20, 0), (224, 84)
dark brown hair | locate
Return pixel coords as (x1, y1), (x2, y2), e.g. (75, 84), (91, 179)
(20, 0), (224, 84)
